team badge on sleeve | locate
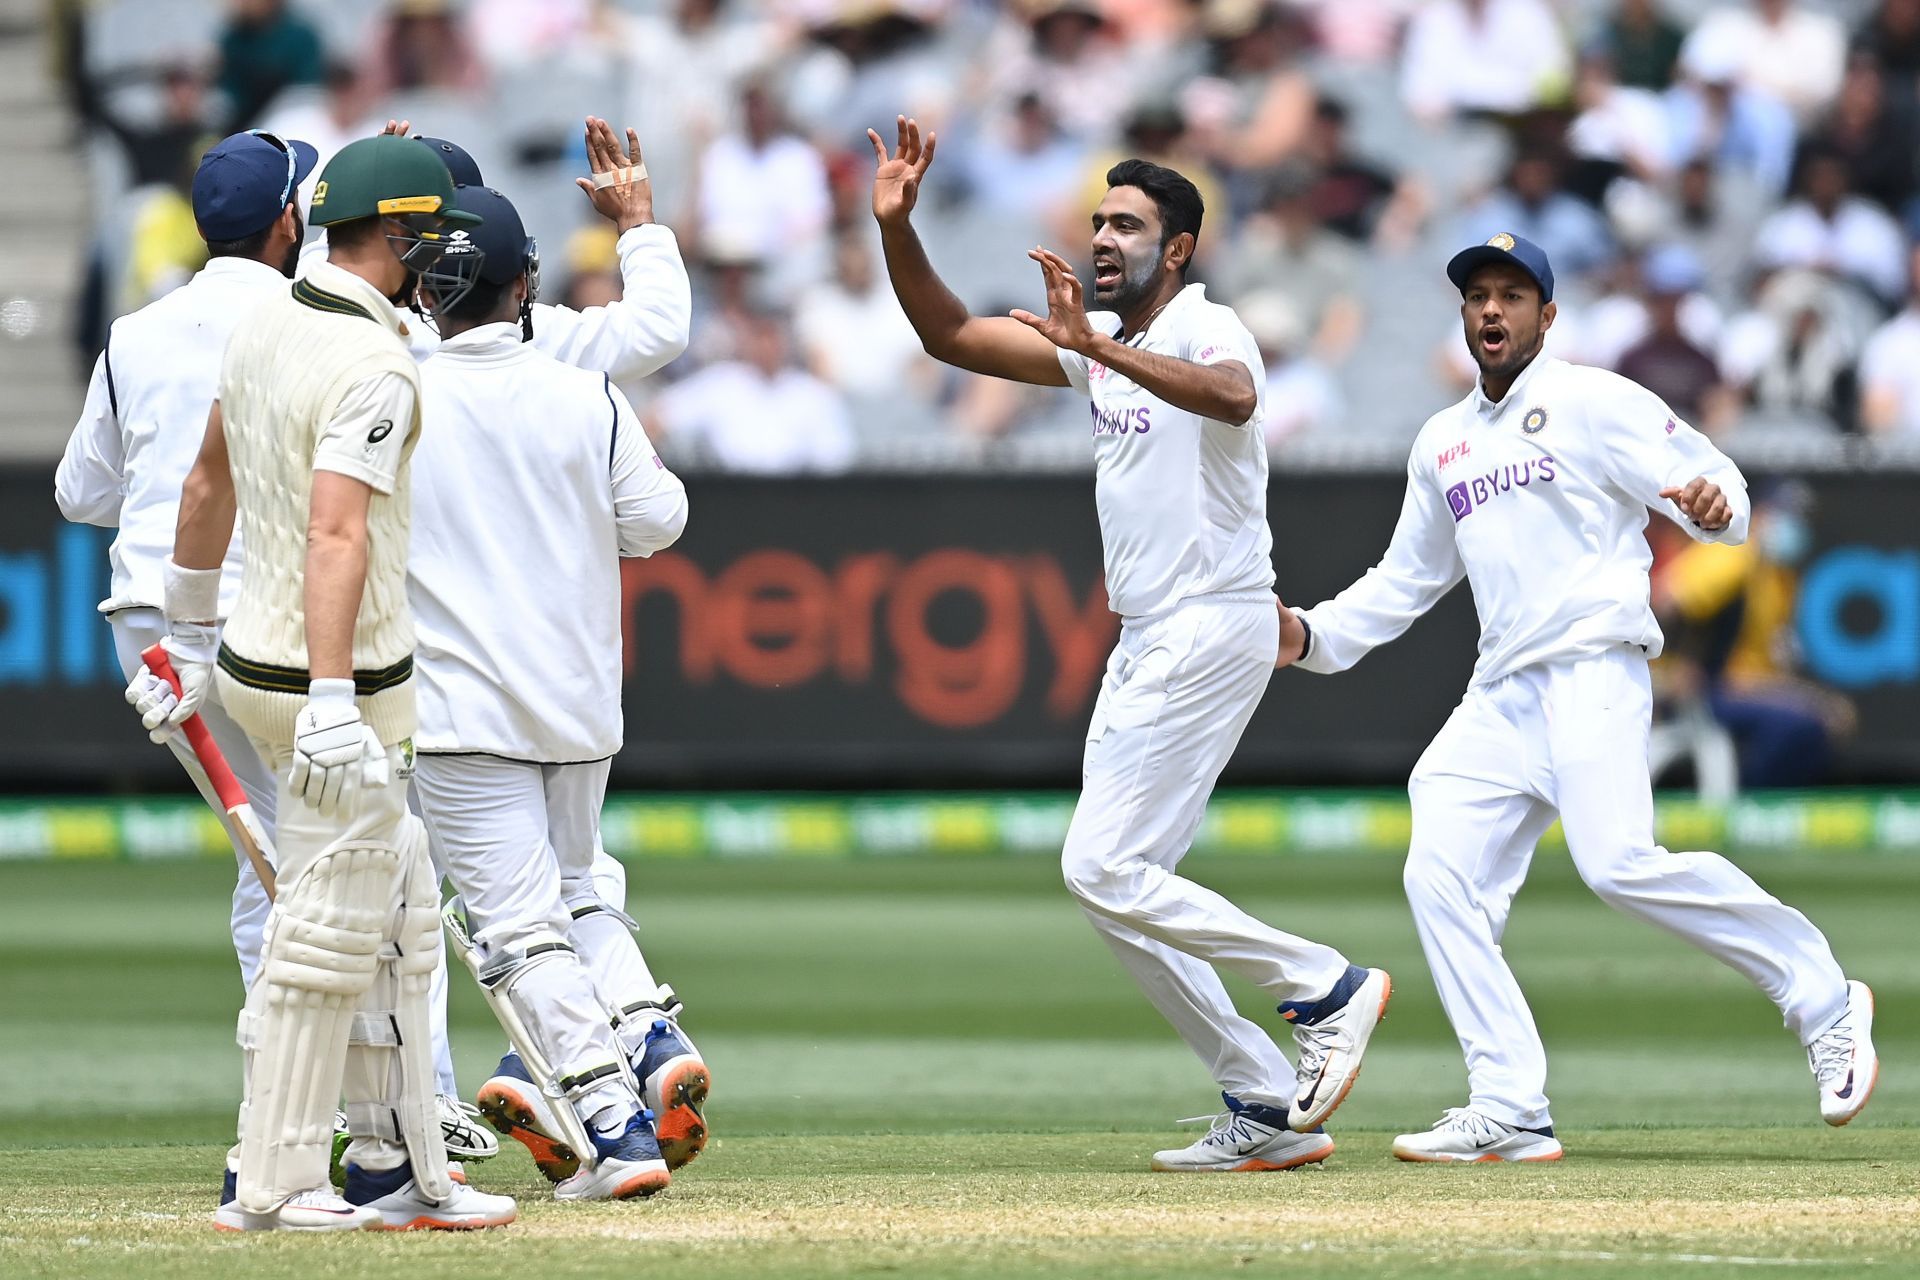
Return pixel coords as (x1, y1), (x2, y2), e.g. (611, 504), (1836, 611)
(1522, 406), (1549, 435)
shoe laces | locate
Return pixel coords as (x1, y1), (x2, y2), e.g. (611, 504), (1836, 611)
(1808, 1020), (1855, 1087)
(285, 1188), (353, 1211)
(1176, 1109), (1268, 1149)
(1431, 1107), (1507, 1143)
(1293, 1019), (1341, 1080)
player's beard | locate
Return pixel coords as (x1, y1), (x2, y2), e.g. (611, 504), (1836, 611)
(1469, 316), (1544, 385)
(1094, 253), (1158, 311)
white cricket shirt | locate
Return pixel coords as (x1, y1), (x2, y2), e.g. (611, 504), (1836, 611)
(1296, 356), (1751, 688)
(1056, 283), (1275, 619)
(54, 257), (286, 616)
(410, 323), (689, 762)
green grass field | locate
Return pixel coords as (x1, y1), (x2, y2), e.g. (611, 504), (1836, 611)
(2, 851), (1914, 1278)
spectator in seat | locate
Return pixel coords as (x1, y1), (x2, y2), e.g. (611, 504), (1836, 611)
(1599, 0), (1684, 91)
(1800, 51), (1917, 219)
(1616, 244), (1735, 430)
(1681, 0), (1846, 124)
(1664, 36), (1797, 198)
(655, 308), (854, 473)
(1301, 94), (1425, 249)
(1399, 0), (1571, 125)
(1654, 482), (1855, 788)
(1754, 147), (1908, 307)
(1455, 147), (1616, 280)
(216, 0), (323, 128)
(1221, 163), (1364, 366)
(1860, 243), (1920, 438)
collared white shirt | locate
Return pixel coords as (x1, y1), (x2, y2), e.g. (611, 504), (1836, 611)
(1056, 283), (1274, 620)
(55, 256), (288, 616)
(1298, 356), (1750, 688)
(411, 322), (688, 761)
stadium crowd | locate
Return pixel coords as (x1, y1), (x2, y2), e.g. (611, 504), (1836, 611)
(59, 0), (1920, 469)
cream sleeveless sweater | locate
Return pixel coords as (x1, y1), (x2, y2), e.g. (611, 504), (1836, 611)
(214, 264), (423, 747)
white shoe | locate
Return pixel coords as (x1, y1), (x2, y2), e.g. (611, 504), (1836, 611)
(345, 1162), (517, 1231)
(1283, 966), (1392, 1131)
(439, 1093), (501, 1161)
(1391, 1107), (1563, 1163)
(213, 1186), (380, 1232)
(1150, 1099), (1334, 1172)
(1811, 980), (1879, 1127)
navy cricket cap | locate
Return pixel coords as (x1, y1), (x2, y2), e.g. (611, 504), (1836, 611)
(1446, 232), (1555, 302)
(191, 130), (320, 240)
(416, 136), (483, 187)
(450, 185), (534, 286)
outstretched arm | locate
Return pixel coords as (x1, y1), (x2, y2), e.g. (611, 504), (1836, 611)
(869, 116), (1067, 387)
(1281, 455), (1466, 673)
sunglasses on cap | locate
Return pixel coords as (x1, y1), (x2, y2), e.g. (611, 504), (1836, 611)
(245, 128), (298, 209)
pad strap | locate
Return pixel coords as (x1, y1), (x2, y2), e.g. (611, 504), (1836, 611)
(349, 1010), (402, 1047)
(345, 1100), (405, 1143)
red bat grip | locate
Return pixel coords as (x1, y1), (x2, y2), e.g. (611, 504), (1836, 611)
(140, 641), (248, 812)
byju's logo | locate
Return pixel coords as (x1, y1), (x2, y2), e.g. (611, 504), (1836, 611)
(1446, 457), (1557, 522)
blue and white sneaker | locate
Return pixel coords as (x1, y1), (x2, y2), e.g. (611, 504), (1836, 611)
(555, 1110), (671, 1201)
(476, 1051), (580, 1184)
(634, 1018), (710, 1170)
(1279, 964), (1392, 1131)
(343, 1160), (517, 1230)
(1150, 1094), (1335, 1172)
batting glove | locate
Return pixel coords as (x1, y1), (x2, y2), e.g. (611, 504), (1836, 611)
(291, 679), (390, 816)
(125, 622), (218, 743)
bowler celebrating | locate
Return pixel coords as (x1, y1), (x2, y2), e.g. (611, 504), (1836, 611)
(870, 116), (1390, 1172)
(1282, 234), (1877, 1163)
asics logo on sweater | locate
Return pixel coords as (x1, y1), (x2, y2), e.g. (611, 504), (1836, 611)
(1445, 456), (1557, 522)
(1091, 403), (1152, 435)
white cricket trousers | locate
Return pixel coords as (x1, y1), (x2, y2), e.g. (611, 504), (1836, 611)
(111, 609), (278, 987)
(1405, 647), (1852, 1130)
(412, 755), (664, 1117)
(1062, 593), (1351, 1110)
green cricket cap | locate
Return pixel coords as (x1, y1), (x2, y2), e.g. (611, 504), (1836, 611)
(308, 133), (483, 228)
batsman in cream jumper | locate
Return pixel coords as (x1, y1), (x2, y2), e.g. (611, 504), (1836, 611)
(215, 259), (452, 1210)
(1293, 355), (1852, 1130)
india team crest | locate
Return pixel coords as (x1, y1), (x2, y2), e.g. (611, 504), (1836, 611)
(1522, 406), (1549, 434)
(1487, 232), (1516, 251)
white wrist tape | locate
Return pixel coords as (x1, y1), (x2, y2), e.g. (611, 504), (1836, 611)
(591, 164), (648, 190)
(308, 677), (358, 706)
(162, 557), (222, 624)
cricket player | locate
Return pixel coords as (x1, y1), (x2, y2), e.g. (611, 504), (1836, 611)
(127, 133), (515, 1229)
(1282, 234), (1876, 1162)
(404, 184), (699, 1200)
(870, 117), (1390, 1172)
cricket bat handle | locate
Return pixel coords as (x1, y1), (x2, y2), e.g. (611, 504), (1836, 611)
(142, 642), (277, 900)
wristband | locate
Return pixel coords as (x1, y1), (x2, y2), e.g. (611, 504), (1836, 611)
(590, 164), (648, 190)
(307, 677), (358, 707)
(1295, 611), (1314, 661)
(163, 557), (222, 625)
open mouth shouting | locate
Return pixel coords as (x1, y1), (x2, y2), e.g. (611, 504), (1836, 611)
(1093, 254), (1123, 292)
(1478, 323), (1508, 358)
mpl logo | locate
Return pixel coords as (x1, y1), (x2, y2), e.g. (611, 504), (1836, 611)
(1445, 456), (1557, 522)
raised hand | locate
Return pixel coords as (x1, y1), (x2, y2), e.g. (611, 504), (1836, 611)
(869, 114), (937, 228)
(575, 115), (653, 233)
(380, 118), (412, 137)
(1010, 247), (1096, 355)
(1659, 477), (1732, 531)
